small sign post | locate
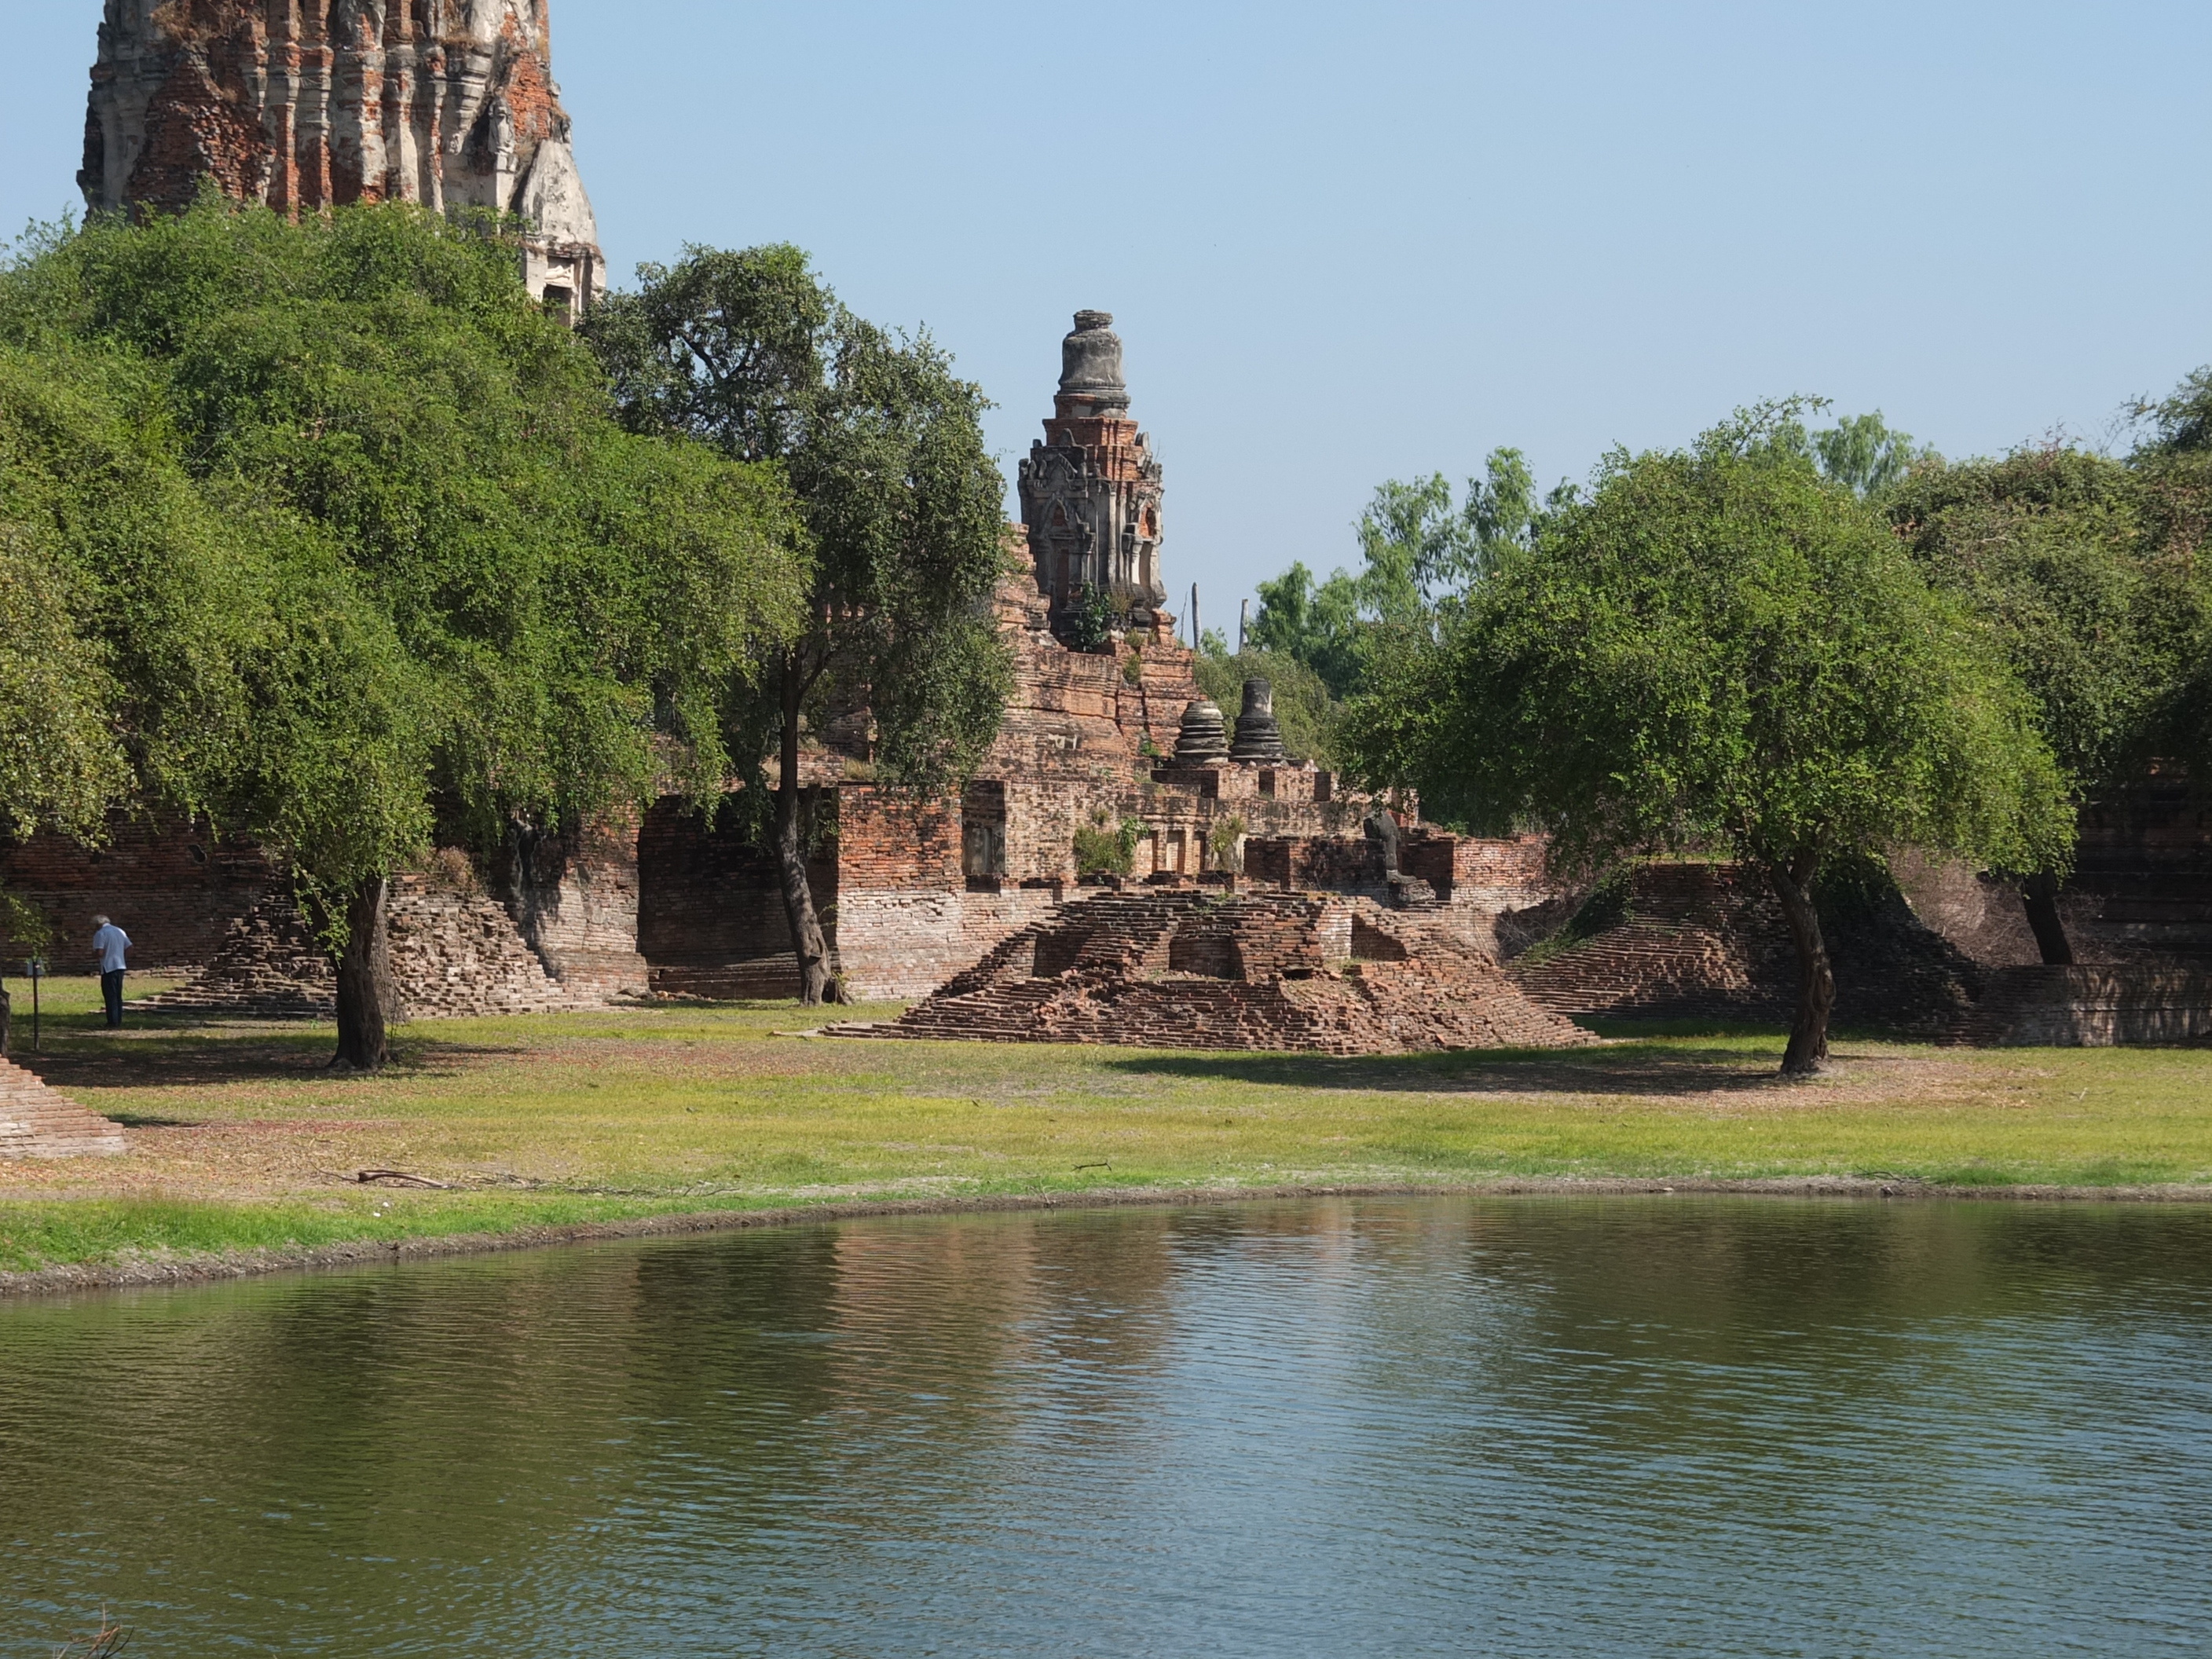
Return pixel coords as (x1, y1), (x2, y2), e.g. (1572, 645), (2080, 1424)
(26, 958), (43, 1054)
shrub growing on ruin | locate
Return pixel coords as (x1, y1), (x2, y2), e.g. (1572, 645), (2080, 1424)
(1073, 813), (1140, 877)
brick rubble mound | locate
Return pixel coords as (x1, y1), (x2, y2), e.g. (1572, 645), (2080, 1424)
(830, 886), (1599, 1055)
(0, 1058), (126, 1159)
(146, 877), (589, 1020)
(1508, 862), (1983, 1035)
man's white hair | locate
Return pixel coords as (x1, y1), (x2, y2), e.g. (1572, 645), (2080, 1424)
(92, 914), (109, 928)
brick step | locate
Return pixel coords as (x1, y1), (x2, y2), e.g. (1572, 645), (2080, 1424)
(0, 1058), (127, 1159)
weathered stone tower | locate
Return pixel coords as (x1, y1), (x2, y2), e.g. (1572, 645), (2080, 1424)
(79, 0), (603, 312)
(1017, 311), (1167, 637)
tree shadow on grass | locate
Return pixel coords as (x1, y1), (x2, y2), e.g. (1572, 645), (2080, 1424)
(25, 1031), (525, 1091)
(1093, 1027), (1897, 1099)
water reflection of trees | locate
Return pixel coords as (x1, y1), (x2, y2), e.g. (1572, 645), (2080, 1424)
(3, 1200), (2208, 1650)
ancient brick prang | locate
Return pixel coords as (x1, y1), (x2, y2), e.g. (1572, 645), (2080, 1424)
(0, 1060), (127, 1160)
(82, 0), (602, 307)
(834, 885), (1599, 1055)
(1017, 313), (1166, 634)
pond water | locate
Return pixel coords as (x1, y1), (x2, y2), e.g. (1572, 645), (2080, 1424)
(3, 1197), (2210, 1657)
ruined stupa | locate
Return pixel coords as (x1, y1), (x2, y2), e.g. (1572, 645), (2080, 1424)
(1174, 698), (1230, 763)
(81, 0), (604, 311)
(1229, 679), (1288, 764)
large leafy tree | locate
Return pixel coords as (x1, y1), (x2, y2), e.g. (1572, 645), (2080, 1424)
(1884, 440), (2209, 961)
(588, 245), (1011, 1005)
(0, 203), (805, 1067)
(1343, 406), (2071, 1075)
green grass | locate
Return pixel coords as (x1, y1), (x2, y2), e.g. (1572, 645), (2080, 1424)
(2, 976), (2208, 1276)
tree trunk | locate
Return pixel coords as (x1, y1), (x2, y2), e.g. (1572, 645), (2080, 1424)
(0, 984), (11, 1060)
(1769, 848), (1836, 1078)
(2021, 872), (2075, 965)
(331, 876), (396, 1071)
(775, 678), (845, 1008)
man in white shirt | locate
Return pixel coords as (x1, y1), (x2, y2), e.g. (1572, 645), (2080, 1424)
(90, 914), (131, 1030)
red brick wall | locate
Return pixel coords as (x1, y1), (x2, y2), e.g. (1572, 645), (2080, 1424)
(0, 816), (274, 971)
(635, 795), (838, 998)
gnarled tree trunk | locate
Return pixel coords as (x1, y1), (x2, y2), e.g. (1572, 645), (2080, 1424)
(331, 876), (396, 1071)
(1768, 848), (1836, 1078)
(775, 679), (846, 1008)
(2021, 871), (2075, 965)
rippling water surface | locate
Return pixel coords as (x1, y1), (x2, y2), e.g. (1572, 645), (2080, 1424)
(4, 1198), (2211, 1656)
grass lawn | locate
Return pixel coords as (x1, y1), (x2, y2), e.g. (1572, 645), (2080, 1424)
(2, 972), (2209, 1276)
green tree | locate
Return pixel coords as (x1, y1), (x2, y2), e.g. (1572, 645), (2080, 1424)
(1249, 449), (1552, 697)
(0, 202), (805, 1066)
(2132, 366), (2212, 456)
(1884, 442), (2208, 961)
(588, 246), (1012, 1005)
(1807, 411), (1937, 501)
(1343, 405), (2071, 1075)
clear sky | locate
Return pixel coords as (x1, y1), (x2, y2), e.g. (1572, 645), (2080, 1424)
(5, 1), (2208, 628)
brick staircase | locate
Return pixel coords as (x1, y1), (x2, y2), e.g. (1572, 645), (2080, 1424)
(0, 1059), (126, 1159)
(1510, 864), (1796, 1022)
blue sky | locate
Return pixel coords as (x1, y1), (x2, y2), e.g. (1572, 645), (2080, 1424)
(5, 1), (2207, 625)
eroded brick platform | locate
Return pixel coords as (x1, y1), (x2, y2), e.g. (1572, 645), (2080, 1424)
(831, 886), (1598, 1055)
(0, 1059), (126, 1160)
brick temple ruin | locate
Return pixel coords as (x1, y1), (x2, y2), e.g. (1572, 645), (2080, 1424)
(836, 851), (1599, 1057)
(14, 1), (2206, 1052)
(82, 0), (603, 310)
(0, 309), (1463, 1024)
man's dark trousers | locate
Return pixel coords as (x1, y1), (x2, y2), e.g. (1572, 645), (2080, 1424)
(101, 970), (124, 1029)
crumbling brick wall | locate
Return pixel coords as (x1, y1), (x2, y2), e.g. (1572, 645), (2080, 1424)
(0, 816), (275, 972)
(635, 795), (838, 999)
(496, 813), (650, 999)
(147, 867), (582, 1020)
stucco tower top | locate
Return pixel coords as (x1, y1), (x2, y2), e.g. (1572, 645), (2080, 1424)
(79, 0), (604, 313)
(1020, 310), (1166, 639)
(1057, 310), (1131, 418)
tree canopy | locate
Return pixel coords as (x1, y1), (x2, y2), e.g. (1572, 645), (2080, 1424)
(588, 244), (1011, 1003)
(1876, 383), (2212, 958)
(0, 200), (807, 1064)
(1342, 405), (2071, 1074)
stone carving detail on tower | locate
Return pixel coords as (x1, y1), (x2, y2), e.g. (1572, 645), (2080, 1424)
(79, 0), (603, 311)
(1016, 311), (1167, 635)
